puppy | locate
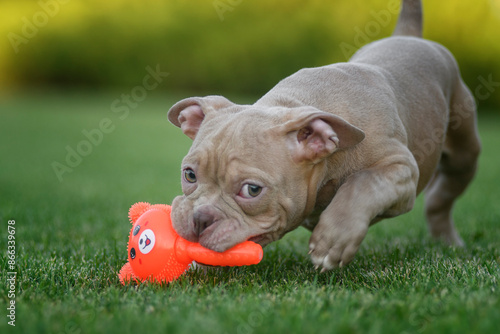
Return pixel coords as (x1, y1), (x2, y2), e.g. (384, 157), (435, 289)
(167, 0), (480, 271)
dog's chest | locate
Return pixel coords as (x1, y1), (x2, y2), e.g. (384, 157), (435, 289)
(301, 179), (341, 230)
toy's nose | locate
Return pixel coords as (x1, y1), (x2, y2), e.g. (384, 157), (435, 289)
(193, 206), (217, 237)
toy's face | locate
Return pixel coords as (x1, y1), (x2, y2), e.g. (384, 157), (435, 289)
(137, 229), (155, 255)
(127, 209), (176, 278)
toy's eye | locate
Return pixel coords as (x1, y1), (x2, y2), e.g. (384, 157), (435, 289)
(184, 168), (197, 183)
(133, 225), (141, 236)
(239, 184), (263, 199)
(130, 247), (136, 260)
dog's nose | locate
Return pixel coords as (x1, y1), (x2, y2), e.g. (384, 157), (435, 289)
(193, 208), (216, 237)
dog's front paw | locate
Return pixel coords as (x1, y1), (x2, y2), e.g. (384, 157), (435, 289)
(308, 220), (368, 272)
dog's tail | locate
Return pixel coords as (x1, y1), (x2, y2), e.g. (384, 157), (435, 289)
(393, 0), (423, 37)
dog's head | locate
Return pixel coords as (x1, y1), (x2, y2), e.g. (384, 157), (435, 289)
(167, 96), (364, 252)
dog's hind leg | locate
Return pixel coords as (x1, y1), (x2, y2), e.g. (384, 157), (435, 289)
(424, 82), (481, 246)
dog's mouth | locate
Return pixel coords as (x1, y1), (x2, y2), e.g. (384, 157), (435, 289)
(248, 234), (266, 245)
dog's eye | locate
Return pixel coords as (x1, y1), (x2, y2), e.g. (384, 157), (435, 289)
(239, 184), (263, 198)
(184, 168), (197, 183)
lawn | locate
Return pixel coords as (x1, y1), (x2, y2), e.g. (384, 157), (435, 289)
(0, 91), (499, 334)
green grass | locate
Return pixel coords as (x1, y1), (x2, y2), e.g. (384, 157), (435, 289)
(0, 92), (499, 334)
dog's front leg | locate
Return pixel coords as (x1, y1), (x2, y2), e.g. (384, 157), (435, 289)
(309, 153), (419, 271)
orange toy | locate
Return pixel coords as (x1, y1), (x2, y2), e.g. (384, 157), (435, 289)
(118, 202), (263, 284)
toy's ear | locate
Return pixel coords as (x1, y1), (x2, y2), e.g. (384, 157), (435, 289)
(129, 202), (151, 223)
(167, 96), (235, 140)
(282, 108), (365, 164)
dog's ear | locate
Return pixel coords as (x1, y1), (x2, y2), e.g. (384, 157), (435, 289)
(284, 109), (365, 163)
(168, 96), (235, 140)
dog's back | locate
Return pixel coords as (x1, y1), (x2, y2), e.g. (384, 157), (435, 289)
(350, 36), (463, 188)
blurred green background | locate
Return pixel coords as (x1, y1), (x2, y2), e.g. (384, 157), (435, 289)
(1, 0), (500, 107)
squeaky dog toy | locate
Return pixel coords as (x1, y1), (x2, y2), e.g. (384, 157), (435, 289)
(118, 202), (263, 284)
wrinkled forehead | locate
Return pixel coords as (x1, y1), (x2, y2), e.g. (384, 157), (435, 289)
(183, 108), (290, 173)
(193, 108), (283, 150)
